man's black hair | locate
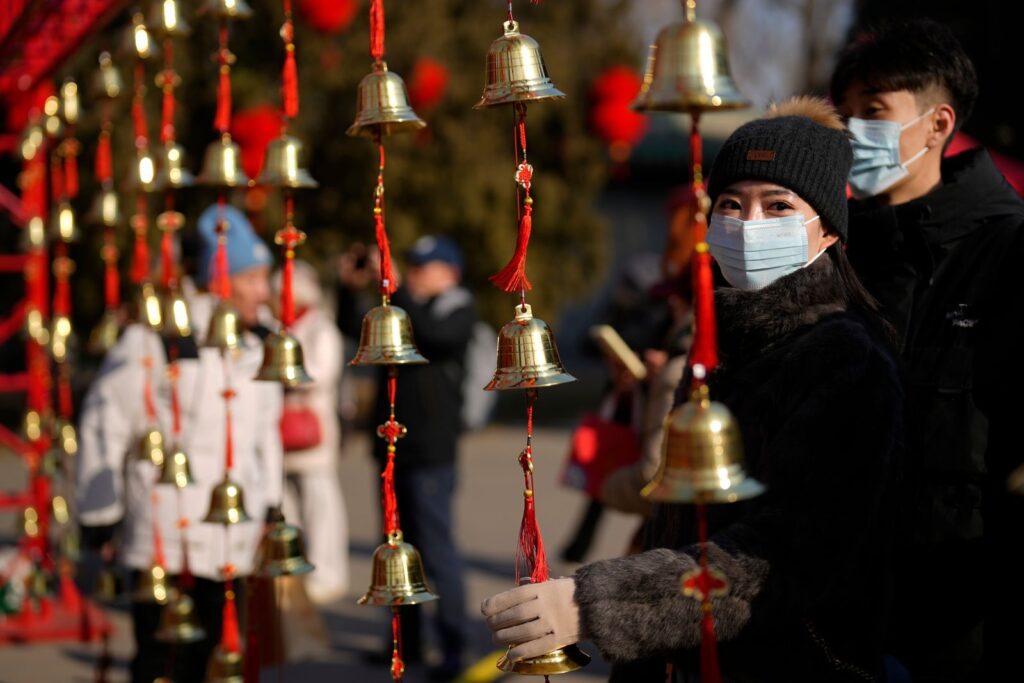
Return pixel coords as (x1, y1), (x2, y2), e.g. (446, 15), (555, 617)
(830, 18), (978, 132)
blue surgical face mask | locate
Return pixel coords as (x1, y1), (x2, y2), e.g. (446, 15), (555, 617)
(847, 108), (934, 199)
(707, 213), (821, 291)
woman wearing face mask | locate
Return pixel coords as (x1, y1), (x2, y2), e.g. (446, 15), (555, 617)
(481, 98), (904, 682)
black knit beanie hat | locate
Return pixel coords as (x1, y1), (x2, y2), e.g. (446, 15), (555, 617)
(707, 100), (853, 241)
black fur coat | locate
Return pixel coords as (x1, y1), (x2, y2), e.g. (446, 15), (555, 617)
(574, 255), (904, 682)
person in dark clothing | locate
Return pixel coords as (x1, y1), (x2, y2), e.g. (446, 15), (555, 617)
(337, 235), (476, 682)
(481, 98), (904, 682)
(831, 20), (1024, 682)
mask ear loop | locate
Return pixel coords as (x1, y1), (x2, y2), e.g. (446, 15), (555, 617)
(898, 107), (937, 168)
(802, 216), (826, 268)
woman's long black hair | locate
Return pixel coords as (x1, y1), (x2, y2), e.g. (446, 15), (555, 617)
(828, 243), (899, 350)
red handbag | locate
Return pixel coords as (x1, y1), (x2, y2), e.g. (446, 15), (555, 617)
(560, 412), (642, 498)
(279, 405), (322, 452)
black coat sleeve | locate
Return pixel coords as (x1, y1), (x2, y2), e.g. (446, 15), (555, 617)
(391, 287), (476, 362)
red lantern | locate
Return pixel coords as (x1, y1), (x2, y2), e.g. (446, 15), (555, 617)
(296, 0), (359, 34)
(407, 58), (450, 112)
(590, 100), (648, 149)
(230, 105), (283, 180)
(590, 66), (643, 104)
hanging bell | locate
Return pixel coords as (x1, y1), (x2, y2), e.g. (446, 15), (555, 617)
(256, 509), (314, 577)
(642, 383), (763, 503)
(154, 142), (197, 190)
(60, 79), (80, 127)
(197, 134), (251, 188)
(89, 310), (122, 355)
(49, 314), (74, 364)
(475, 21), (566, 109)
(95, 565), (120, 602)
(150, 0), (192, 38)
(21, 215), (47, 252)
(49, 200), (79, 243)
(24, 303), (49, 347)
(255, 135), (318, 188)
(498, 643), (591, 675)
(161, 286), (192, 340)
(155, 592), (207, 643)
(158, 445), (195, 488)
(92, 51), (123, 100)
(485, 303), (576, 391)
(136, 281), (164, 331)
(358, 530), (438, 606)
(203, 301), (241, 351)
(139, 428), (167, 467)
(203, 476), (251, 525)
(198, 0), (254, 20)
(631, 13), (749, 114)
(126, 149), (159, 193)
(346, 62), (426, 139)
(43, 95), (63, 138)
(86, 188), (122, 227)
(19, 123), (44, 162)
(254, 330), (313, 386)
(205, 646), (244, 683)
(53, 417), (78, 458)
(132, 562), (171, 604)
(349, 304), (428, 366)
(22, 409), (46, 443)
(124, 12), (159, 61)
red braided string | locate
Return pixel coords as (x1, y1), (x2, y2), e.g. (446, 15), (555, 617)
(160, 231), (174, 289)
(282, 1), (299, 119)
(282, 248), (295, 329)
(57, 368), (72, 418)
(221, 578), (241, 653)
(50, 155), (64, 201)
(380, 373), (400, 535)
(103, 234), (120, 309)
(374, 143), (397, 295)
(515, 391), (550, 585)
(223, 389), (236, 471)
(688, 249), (718, 374)
(176, 490), (194, 591)
(161, 40), (175, 144)
(696, 503), (722, 683)
(490, 110), (534, 292)
(169, 366), (182, 437)
(215, 197), (231, 299)
(52, 245), (70, 316)
(96, 131), (113, 183)
(370, 0), (385, 62)
(390, 608), (404, 681)
(143, 359), (158, 422)
(215, 24), (232, 134)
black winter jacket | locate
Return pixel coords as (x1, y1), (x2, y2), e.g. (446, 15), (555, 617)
(573, 255), (903, 682)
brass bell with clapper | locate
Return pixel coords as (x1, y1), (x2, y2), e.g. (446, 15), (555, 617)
(350, 303), (428, 366)
(485, 304), (575, 391)
(254, 330), (313, 386)
(475, 20), (565, 109)
(155, 592), (206, 643)
(256, 508), (314, 577)
(157, 444), (195, 488)
(205, 646), (244, 682)
(139, 427), (167, 467)
(256, 135), (318, 188)
(347, 62), (426, 139)
(358, 530), (438, 606)
(203, 476), (251, 525)
(132, 562), (170, 604)
(203, 301), (241, 351)
(197, 134), (250, 188)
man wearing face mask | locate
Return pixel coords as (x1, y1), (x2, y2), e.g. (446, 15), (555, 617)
(832, 19), (1024, 682)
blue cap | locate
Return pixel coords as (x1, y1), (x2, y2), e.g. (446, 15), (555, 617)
(195, 204), (274, 288)
(405, 235), (463, 270)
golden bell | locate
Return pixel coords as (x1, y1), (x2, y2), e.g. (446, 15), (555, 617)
(19, 123), (44, 162)
(22, 216), (47, 252)
(125, 12), (159, 61)
(203, 476), (251, 525)
(198, 0), (254, 20)
(256, 511), (315, 577)
(60, 79), (80, 126)
(89, 310), (121, 354)
(136, 281), (164, 331)
(161, 287), (192, 339)
(150, 0), (192, 37)
(132, 562), (171, 604)
(349, 304), (428, 366)
(22, 409), (45, 443)
(498, 643), (591, 675)
(197, 134), (251, 188)
(53, 417), (78, 458)
(50, 200), (79, 243)
(358, 531), (438, 606)
(43, 95), (63, 138)
(485, 304), (576, 391)
(631, 13), (749, 114)
(346, 62), (427, 139)
(254, 330), (314, 386)
(255, 135), (318, 188)
(155, 593), (206, 644)
(474, 21), (566, 109)
(49, 314), (74, 364)
(203, 301), (241, 351)
(642, 384), (763, 503)
(139, 428), (167, 467)
(92, 51), (123, 100)
(126, 149), (159, 193)
(158, 445), (195, 488)
(154, 142), (196, 190)
(86, 188), (122, 227)
(205, 646), (244, 683)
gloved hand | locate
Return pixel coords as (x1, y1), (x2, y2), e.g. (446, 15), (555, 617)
(481, 577), (584, 662)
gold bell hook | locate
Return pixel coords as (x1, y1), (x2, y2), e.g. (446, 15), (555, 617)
(475, 20), (566, 109)
(254, 330), (314, 386)
(485, 304), (576, 391)
(358, 530), (439, 606)
(349, 304), (428, 366)
(346, 62), (427, 139)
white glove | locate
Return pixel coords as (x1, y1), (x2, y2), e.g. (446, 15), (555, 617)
(480, 577), (584, 662)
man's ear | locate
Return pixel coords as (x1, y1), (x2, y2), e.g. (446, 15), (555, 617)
(928, 103), (957, 149)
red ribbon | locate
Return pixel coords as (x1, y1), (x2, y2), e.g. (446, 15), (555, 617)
(160, 231), (174, 289)
(103, 233), (120, 309)
(688, 250), (718, 373)
(152, 492), (166, 567)
(64, 148), (78, 199)
(161, 40), (176, 144)
(131, 198), (150, 285)
(282, 2), (299, 119)
(370, 0), (385, 62)
(516, 391), (550, 585)
(52, 244), (70, 317)
(215, 25), (232, 134)
(221, 579), (242, 653)
(57, 369), (72, 418)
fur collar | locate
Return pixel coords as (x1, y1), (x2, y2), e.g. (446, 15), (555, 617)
(715, 253), (846, 365)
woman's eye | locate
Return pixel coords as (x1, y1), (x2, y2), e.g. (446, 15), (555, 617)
(717, 198), (741, 211)
(768, 201), (793, 212)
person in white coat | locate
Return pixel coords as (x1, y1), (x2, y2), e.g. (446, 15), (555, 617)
(76, 204), (283, 683)
(272, 260), (349, 603)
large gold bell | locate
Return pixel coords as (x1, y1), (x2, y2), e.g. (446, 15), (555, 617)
(203, 476), (251, 525)
(475, 21), (565, 109)
(642, 384), (763, 503)
(89, 310), (121, 354)
(358, 531), (438, 606)
(157, 445), (195, 488)
(92, 51), (123, 100)
(50, 200), (79, 243)
(49, 314), (74, 364)
(631, 13), (748, 113)
(126, 149), (159, 193)
(149, 0), (192, 37)
(139, 428), (167, 467)
(136, 281), (164, 331)
(257, 509), (315, 577)
(161, 286), (192, 339)
(86, 188), (122, 227)
(197, 134), (251, 188)
(254, 330), (313, 386)
(498, 643), (591, 675)
(205, 646), (244, 683)
(154, 142), (196, 190)
(350, 304), (428, 366)
(255, 135), (318, 188)
(346, 62), (427, 139)
(485, 304), (575, 391)
(203, 301), (241, 351)
(132, 562), (171, 604)
(155, 593), (206, 643)
(198, 0), (254, 20)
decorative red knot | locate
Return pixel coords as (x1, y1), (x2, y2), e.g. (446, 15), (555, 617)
(518, 449), (534, 473)
(177, 517), (189, 529)
(514, 162), (534, 191)
(142, 357), (154, 370)
(222, 564), (236, 580)
(681, 566), (729, 602)
(274, 224), (306, 248)
(222, 389), (236, 401)
(377, 419), (407, 443)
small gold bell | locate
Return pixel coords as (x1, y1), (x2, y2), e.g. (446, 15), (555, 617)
(92, 51), (123, 100)
(21, 216), (47, 252)
(86, 188), (122, 227)
(475, 21), (566, 109)
(631, 13), (748, 113)
(43, 95), (63, 138)
(498, 643), (592, 675)
(197, 134), (251, 188)
(485, 304), (576, 391)
(155, 593), (207, 643)
(19, 123), (44, 162)
(24, 304), (49, 346)
(154, 142), (197, 190)
(22, 409), (45, 443)
(132, 562), (171, 604)
(139, 428), (167, 467)
(136, 281), (164, 331)
(89, 310), (121, 355)
(49, 314), (74, 364)
(205, 646), (244, 683)
(256, 509), (315, 577)
(349, 304), (428, 366)
(346, 62), (427, 139)
(203, 476), (251, 525)
(53, 417), (78, 458)
(50, 200), (79, 243)
(255, 135), (318, 188)
(157, 445), (195, 488)
(149, 0), (192, 37)
(358, 530), (439, 606)
(60, 79), (80, 126)
(198, 0), (254, 20)
(126, 149), (159, 193)
(125, 11), (159, 61)
(161, 286), (192, 339)
(203, 301), (241, 351)
(254, 330), (313, 386)
(642, 384), (763, 503)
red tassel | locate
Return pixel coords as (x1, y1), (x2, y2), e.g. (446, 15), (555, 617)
(381, 374), (401, 535)
(215, 26), (232, 133)
(53, 245), (70, 316)
(64, 151), (78, 199)
(282, 42), (299, 119)
(375, 210), (398, 296)
(104, 255), (119, 309)
(281, 249), (295, 328)
(516, 393), (550, 584)
(489, 201), (533, 293)
(688, 249), (718, 373)
(96, 132), (112, 183)
(58, 372), (73, 418)
(161, 82), (175, 144)
(221, 579), (241, 653)
(370, 0), (385, 61)
(160, 231), (174, 289)
(132, 234), (149, 285)
(390, 608), (405, 681)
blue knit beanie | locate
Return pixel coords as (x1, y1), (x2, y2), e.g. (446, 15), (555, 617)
(195, 204), (273, 288)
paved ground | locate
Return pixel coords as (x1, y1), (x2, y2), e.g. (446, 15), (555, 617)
(0, 423), (640, 682)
